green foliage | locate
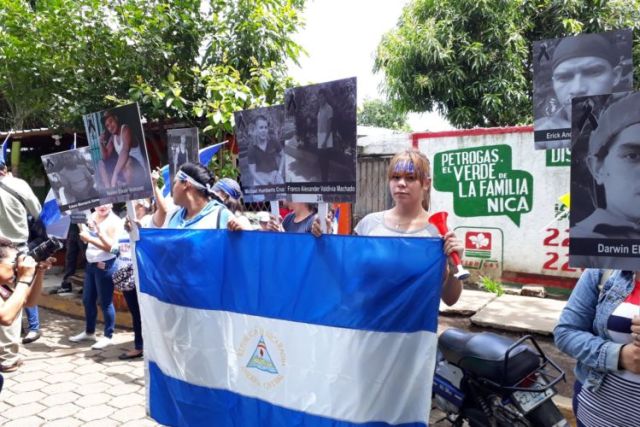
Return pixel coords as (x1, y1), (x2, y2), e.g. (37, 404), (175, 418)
(0, 0), (306, 138)
(375, 0), (640, 128)
(210, 150), (239, 180)
(480, 275), (504, 297)
(358, 98), (411, 131)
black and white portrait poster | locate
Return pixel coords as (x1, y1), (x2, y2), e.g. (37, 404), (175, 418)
(569, 91), (640, 271)
(283, 77), (357, 202)
(83, 103), (153, 204)
(234, 105), (286, 202)
(167, 127), (199, 193)
(41, 147), (100, 212)
(533, 29), (632, 150)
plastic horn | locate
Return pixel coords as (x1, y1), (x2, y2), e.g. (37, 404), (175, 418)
(428, 211), (470, 280)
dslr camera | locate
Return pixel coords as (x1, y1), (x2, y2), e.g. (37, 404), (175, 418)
(27, 237), (64, 263)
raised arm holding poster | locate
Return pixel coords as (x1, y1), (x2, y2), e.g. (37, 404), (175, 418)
(234, 105), (286, 202)
(83, 103), (153, 204)
(569, 91), (640, 271)
(533, 30), (632, 150)
(283, 77), (357, 202)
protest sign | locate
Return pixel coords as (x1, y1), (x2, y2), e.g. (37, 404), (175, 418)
(569, 91), (640, 270)
(83, 103), (153, 204)
(532, 29), (632, 150)
(283, 77), (357, 202)
(167, 128), (199, 193)
(234, 105), (286, 202)
(41, 147), (101, 212)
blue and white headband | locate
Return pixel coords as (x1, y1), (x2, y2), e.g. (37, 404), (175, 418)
(212, 178), (242, 200)
(176, 170), (212, 193)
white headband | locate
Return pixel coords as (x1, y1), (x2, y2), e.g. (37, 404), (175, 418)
(176, 170), (213, 193)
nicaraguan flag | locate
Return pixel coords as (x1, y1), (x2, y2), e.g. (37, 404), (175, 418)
(136, 229), (445, 426)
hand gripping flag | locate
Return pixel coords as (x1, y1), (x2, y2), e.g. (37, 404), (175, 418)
(135, 230), (446, 426)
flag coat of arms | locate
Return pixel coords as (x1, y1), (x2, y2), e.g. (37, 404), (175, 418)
(135, 229), (446, 426)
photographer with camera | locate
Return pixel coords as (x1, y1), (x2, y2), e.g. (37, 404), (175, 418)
(0, 160), (45, 372)
(0, 237), (54, 372)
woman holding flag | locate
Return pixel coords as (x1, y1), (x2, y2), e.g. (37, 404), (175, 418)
(313, 149), (464, 306)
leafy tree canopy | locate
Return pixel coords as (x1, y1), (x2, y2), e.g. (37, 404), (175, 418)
(0, 0), (306, 142)
(375, 0), (640, 128)
(357, 98), (410, 131)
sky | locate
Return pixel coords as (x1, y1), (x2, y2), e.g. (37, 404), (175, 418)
(288, 0), (453, 132)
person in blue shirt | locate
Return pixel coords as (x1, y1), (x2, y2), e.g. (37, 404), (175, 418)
(152, 163), (236, 230)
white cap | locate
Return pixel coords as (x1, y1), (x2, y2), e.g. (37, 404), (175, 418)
(257, 211), (270, 223)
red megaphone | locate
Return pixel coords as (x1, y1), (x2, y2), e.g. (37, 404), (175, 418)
(428, 211), (470, 280)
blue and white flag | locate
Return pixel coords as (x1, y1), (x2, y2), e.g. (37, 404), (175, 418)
(41, 189), (69, 238)
(0, 130), (11, 165)
(160, 140), (227, 197)
(198, 140), (226, 167)
(136, 230), (445, 426)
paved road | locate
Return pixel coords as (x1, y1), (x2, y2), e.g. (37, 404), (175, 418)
(0, 308), (157, 426)
(1, 306), (573, 425)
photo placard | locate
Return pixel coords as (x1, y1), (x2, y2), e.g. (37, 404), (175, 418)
(41, 147), (101, 212)
(283, 77), (357, 202)
(83, 103), (153, 204)
(167, 127), (199, 193)
(569, 91), (640, 270)
(533, 30), (632, 150)
(234, 105), (286, 202)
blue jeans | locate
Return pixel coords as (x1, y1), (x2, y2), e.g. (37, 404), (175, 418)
(83, 260), (116, 338)
(123, 289), (143, 350)
(24, 306), (39, 331)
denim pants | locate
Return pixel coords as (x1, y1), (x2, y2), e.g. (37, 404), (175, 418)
(122, 289), (143, 350)
(24, 306), (39, 331)
(83, 259), (116, 338)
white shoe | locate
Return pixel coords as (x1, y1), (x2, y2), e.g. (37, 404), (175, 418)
(69, 331), (96, 343)
(91, 337), (113, 350)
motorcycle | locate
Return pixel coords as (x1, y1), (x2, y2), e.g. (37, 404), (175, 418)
(432, 328), (569, 427)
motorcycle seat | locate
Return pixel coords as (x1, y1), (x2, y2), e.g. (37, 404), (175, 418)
(439, 328), (540, 386)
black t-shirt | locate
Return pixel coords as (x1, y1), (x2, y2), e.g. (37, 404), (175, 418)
(282, 212), (316, 234)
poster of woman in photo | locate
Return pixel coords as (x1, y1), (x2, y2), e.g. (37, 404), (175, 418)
(83, 103), (153, 204)
(532, 30), (632, 150)
(234, 105), (286, 202)
(283, 77), (357, 202)
(569, 91), (640, 271)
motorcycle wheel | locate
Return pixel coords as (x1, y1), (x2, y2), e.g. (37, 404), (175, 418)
(525, 399), (569, 426)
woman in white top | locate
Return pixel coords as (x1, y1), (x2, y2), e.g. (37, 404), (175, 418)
(314, 149), (464, 306)
(99, 110), (146, 189)
(70, 204), (122, 349)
